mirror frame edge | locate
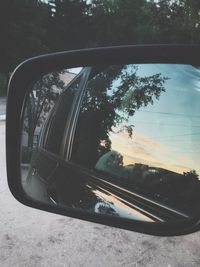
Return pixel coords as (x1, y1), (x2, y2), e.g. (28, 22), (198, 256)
(6, 44), (200, 236)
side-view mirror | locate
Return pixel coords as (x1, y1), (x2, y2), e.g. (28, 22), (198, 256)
(6, 45), (200, 236)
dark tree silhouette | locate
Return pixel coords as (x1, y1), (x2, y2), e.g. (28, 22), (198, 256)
(72, 65), (167, 167)
(184, 170), (199, 181)
(0, 0), (51, 95)
(1, 0), (200, 96)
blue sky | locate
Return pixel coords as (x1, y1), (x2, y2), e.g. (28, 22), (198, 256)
(110, 64), (200, 175)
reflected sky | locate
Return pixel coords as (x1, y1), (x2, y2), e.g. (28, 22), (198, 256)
(110, 64), (200, 175)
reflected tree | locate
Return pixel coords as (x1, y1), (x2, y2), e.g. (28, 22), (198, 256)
(24, 72), (65, 148)
(72, 65), (168, 167)
(184, 170), (199, 181)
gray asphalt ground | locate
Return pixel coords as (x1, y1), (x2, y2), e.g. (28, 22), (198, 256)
(0, 102), (200, 266)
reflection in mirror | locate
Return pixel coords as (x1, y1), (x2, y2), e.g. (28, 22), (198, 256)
(21, 64), (200, 224)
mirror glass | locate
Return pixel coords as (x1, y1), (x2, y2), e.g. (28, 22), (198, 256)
(21, 63), (200, 223)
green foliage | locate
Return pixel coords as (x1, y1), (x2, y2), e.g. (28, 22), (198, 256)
(0, 0), (50, 74)
(47, 0), (91, 50)
(1, 0), (200, 95)
(89, 0), (200, 45)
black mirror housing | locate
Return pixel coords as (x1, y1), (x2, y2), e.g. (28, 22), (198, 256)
(6, 45), (200, 236)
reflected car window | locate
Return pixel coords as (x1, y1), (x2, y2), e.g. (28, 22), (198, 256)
(44, 76), (82, 155)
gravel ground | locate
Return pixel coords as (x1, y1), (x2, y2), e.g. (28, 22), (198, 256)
(0, 120), (200, 267)
(0, 97), (6, 115)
